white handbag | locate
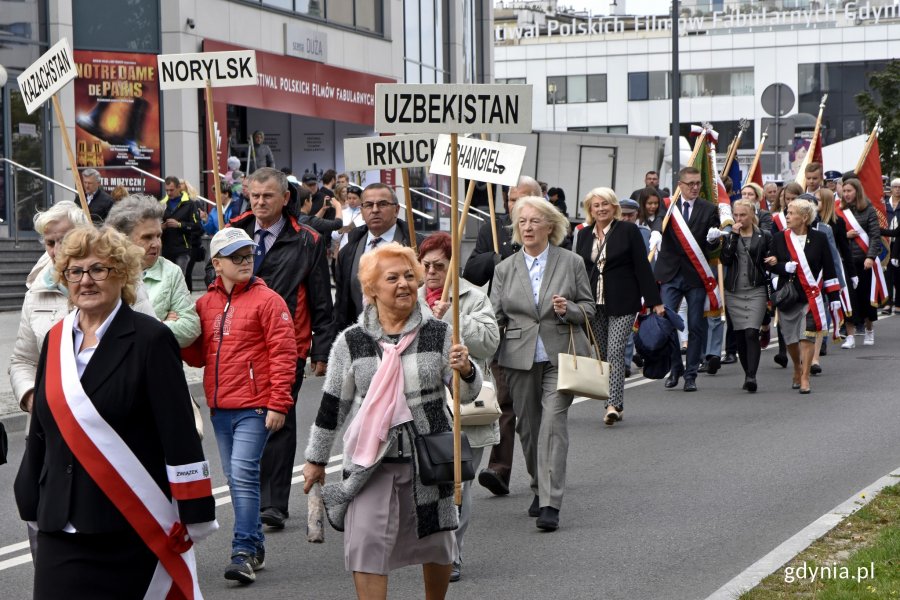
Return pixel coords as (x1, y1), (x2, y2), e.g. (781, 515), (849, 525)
(447, 379), (502, 427)
(556, 306), (610, 400)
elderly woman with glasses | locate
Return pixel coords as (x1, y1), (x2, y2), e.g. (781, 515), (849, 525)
(491, 196), (595, 532)
(15, 226), (217, 600)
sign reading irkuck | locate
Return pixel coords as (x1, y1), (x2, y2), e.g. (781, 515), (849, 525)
(429, 134), (526, 187)
(375, 84), (532, 134)
(17, 38), (77, 115)
(344, 134), (438, 171)
(157, 50), (258, 90)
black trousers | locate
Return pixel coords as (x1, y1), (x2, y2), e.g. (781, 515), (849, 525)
(260, 357), (306, 515)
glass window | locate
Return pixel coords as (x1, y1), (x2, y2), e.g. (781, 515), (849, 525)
(295, 0), (324, 18)
(680, 69), (753, 97)
(355, 0), (383, 34)
(420, 0), (435, 69)
(404, 0), (420, 63)
(8, 89), (49, 233)
(568, 75), (587, 104)
(628, 72), (649, 101)
(73, 0), (160, 52)
(587, 74), (606, 103)
(547, 76), (567, 104)
(327, 0), (354, 27)
(649, 72), (670, 100)
(263, 0), (295, 10)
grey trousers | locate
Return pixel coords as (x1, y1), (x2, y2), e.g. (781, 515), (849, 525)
(505, 362), (573, 511)
(454, 445), (485, 561)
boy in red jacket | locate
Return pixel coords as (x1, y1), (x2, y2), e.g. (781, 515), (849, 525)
(183, 227), (297, 585)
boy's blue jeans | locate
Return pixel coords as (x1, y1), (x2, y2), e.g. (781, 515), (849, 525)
(211, 408), (270, 556)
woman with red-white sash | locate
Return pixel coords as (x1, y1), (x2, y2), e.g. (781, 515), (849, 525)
(837, 178), (884, 348)
(14, 226), (217, 600)
(765, 199), (842, 394)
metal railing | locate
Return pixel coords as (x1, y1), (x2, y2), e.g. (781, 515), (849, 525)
(2, 157), (78, 246)
(81, 165), (218, 208)
(419, 186), (493, 220)
(405, 187), (485, 223)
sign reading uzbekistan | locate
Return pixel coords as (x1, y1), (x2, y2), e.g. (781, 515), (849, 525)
(343, 134), (438, 171)
(429, 134), (526, 187)
(17, 38), (77, 115)
(375, 84), (533, 134)
(157, 50), (257, 90)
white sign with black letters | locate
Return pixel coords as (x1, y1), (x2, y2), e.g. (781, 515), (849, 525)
(17, 38), (77, 115)
(284, 23), (327, 63)
(343, 134), (438, 171)
(157, 50), (258, 90)
(429, 134), (526, 187)
(375, 84), (533, 134)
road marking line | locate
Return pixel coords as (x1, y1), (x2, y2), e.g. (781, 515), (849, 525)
(0, 541), (29, 557)
(0, 555), (32, 570)
(704, 467), (900, 600)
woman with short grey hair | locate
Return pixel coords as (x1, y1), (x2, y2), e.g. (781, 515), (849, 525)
(107, 195), (200, 347)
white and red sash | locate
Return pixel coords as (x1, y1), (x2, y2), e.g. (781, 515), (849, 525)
(836, 206), (888, 306)
(665, 199), (721, 312)
(784, 231), (830, 334)
(45, 313), (207, 600)
(772, 212), (787, 232)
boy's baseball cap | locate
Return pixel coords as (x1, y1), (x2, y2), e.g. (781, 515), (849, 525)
(210, 228), (257, 257)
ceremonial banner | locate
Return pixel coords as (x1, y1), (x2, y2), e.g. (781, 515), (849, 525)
(856, 136), (886, 228)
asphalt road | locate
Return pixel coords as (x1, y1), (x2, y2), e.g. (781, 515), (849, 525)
(1, 316), (899, 599)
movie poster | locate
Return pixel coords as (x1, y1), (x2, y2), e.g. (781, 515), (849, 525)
(73, 51), (162, 196)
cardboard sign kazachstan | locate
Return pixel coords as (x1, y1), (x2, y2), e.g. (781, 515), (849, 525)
(17, 38), (77, 115)
(343, 134), (438, 171)
(157, 50), (257, 90)
(429, 134), (526, 187)
(375, 84), (532, 134)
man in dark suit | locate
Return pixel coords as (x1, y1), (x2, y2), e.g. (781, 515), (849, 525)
(655, 166), (721, 392)
(333, 182), (424, 332)
(630, 170), (661, 201)
(76, 168), (115, 223)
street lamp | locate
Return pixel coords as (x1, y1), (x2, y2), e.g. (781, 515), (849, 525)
(548, 83), (557, 131)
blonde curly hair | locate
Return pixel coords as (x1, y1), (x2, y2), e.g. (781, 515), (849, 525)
(54, 226), (144, 306)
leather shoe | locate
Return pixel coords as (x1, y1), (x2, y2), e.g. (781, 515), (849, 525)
(774, 354), (788, 368)
(449, 561), (461, 583)
(722, 353), (738, 365)
(744, 377), (757, 392)
(810, 364), (822, 375)
(260, 507), (287, 529)
(632, 354), (644, 368)
(528, 495), (540, 518)
(683, 379), (697, 392)
(707, 355), (721, 375)
(697, 361), (708, 373)
(665, 372), (681, 389)
(536, 506), (560, 531)
(478, 468), (510, 496)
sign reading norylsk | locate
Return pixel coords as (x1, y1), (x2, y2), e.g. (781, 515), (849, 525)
(17, 38), (77, 115)
(343, 134), (438, 171)
(157, 50), (258, 90)
(429, 135), (526, 187)
(375, 84), (532, 134)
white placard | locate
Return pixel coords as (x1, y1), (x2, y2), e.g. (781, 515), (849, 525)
(375, 84), (533, 134)
(284, 23), (327, 63)
(17, 38), (77, 115)
(343, 134), (438, 171)
(157, 50), (257, 90)
(429, 134), (526, 187)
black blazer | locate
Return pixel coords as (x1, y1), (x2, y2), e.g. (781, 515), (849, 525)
(720, 229), (772, 292)
(75, 189), (115, 224)
(14, 304), (215, 533)
(462, 213), (518, 287)
(575, 220), (662, 316)
(770, 228), (839, 305)
(654, 198), (720, 287)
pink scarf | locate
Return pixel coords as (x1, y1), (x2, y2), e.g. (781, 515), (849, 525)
(343, 332), (417, 468)
(425, 287), (443, 309)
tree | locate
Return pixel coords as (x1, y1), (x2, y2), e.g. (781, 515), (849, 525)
(856, 60), (900, 178)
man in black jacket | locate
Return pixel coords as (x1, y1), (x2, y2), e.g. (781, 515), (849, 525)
(160, 176), (202, 284)
(461, 175), (540, 496)
(77, 168), (115, 223)
(655, 167), (721, 392)
(333, 182), (424, 332)
(205, 167), (335, 529)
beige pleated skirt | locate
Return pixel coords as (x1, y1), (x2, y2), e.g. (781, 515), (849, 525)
(344, 462), (457, 575)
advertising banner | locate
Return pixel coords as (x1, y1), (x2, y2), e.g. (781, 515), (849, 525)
(74, 50), (162, 196)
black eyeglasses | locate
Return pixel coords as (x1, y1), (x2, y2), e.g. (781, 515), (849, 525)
(361, 201), (397, 211)
(63, 264), (116, 283)
(227, 254), (254, 265)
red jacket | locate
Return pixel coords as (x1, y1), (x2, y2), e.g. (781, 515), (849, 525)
(183, 276), (298, 414)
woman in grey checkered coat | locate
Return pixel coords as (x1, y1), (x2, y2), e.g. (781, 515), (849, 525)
(302, 243), (482, 599)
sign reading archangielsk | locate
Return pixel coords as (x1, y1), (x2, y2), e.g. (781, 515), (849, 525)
(374, 84), (533, 134)
(157, 50), (258, 90)
(343, 134), (438, 171)
(17, 38), (77, 115)
(429, 134), (526, 187)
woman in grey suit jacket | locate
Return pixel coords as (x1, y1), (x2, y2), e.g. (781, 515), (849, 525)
(490, 196), (595, 532)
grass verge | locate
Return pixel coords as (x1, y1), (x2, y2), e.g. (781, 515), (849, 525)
(739, 480), (900, 599)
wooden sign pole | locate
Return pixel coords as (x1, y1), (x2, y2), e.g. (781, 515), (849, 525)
(51, 95), (90, 222)
(401, 168), (417, 252)
(204, 81), (225, 229)
(450, 132), (462, 506)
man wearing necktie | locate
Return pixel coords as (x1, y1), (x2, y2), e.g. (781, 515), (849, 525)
(333, 182), (425, 332)
(654, 167), (721, 392)
(204, 167), (335, 531)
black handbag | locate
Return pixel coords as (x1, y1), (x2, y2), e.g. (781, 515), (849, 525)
(772, 275), (801, 310)
(412, 427), (475, 486)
